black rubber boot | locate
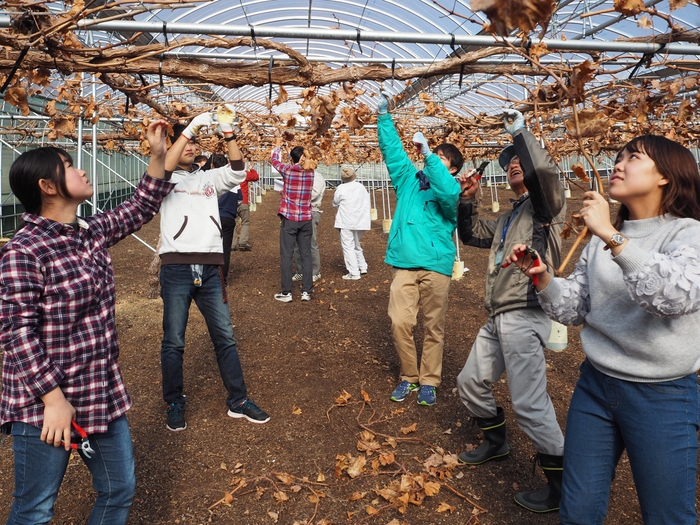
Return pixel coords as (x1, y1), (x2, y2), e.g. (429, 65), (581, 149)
(514, 453), (563, 513)
(458, 407), (511, 465)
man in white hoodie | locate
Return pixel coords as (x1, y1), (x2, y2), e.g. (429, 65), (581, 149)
(332, 167), (371, 279)
(159, 111), (270, 432)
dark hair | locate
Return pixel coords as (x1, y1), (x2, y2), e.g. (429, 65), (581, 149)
(10, 147), (73, 214)
(194, 155), (208, 165)
(201, 153), (228, 171)
(290, 146), (305, 164)
(433, 143), (464, 174)
(171, 123), (187, 143)
(613, 135), (700, 228)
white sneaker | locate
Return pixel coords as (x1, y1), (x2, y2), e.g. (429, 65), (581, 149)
(313, 274), (321, 282)
(301, 291), (311, 301)
(342, 273), (361, 280)
(360, 268), (368, 274)
(292, 273), (303, 282)
(274, 292), (292, 303)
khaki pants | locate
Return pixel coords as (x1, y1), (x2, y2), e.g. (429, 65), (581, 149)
(388, 269), (451, 388)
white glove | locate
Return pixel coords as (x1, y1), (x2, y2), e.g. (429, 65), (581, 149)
(377, 89), (391, 115)
(182, 112), (213, 140)
(412, 132), (432, 158)
(504, 110), (525, 136)
(216, 104), (237, 136)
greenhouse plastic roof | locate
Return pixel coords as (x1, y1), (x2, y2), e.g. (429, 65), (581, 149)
(0, 0), (698, 154)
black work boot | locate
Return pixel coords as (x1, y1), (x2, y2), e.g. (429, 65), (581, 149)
(514, 453), (563, 513)
(459, 407), (511, 465)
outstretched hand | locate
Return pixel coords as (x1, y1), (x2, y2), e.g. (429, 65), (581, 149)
(145, 119), (169, 159)
(182, 111), (213, 140)
(504, 110), (525, 136)
(217, 104), (237, 136)
(412, 132), (432, 158)
(377, 89), (391, 115)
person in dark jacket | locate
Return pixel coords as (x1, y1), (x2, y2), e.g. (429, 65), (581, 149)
(455, 110), (566, 513)
(212, 154), (243, 284)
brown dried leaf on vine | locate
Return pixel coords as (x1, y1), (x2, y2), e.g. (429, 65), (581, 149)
(4, 86), (30, 116)
(29, 68), (52, 87)
(614, 0), (645, 15)
(471, 0), (556, 36)
(565, 109), (610, 138)
(569, 60), (598, 102)
(535, 83), (563, 104)
(669, 0), (688, 9)
(570, 163), (589, 182)
(274, 85), (288, 106)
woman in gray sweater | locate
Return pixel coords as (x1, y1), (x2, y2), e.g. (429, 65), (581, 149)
(504, 135), (700, 525)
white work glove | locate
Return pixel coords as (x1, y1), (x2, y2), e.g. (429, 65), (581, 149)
(412, 132), (432, 158)
(216, 104), (237, 137)
(504, 110), (525, 136)
(377, 89), (391, 115)
(182, 112), (213, 140)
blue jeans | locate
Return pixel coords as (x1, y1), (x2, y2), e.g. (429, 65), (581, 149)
(8, 415), (135, 525)
(160, 264), (247, 410)
(561, 360), (699, 525)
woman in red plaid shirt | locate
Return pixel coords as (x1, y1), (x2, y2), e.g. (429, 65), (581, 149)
(0, 120), (173, 525)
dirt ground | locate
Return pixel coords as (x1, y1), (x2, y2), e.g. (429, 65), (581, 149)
(0, 181), (674, 524)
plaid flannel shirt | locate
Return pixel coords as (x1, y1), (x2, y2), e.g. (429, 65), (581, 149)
(0, 174), (174, 434)
(271, 148), (314, 222)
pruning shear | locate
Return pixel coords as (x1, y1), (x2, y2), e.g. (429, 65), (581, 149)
(62, 420), (96, 459)
(502, 247), (541, 286)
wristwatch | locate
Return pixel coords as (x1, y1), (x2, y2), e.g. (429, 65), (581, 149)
(603, 232), (627, 251)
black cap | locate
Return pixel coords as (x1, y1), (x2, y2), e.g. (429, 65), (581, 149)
(498, 145), (516, 171)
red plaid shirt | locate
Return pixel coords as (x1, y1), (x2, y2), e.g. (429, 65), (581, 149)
(0, 174), (173, 434)
(271, 148), (314, 221)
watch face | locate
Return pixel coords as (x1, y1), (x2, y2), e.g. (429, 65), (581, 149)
(611, 233), (625, 246)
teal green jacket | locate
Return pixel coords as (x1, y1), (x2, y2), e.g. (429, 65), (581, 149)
(377, 113), (461, 276)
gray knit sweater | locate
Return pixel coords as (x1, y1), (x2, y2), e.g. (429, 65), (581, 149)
(538, 214), (700, 382)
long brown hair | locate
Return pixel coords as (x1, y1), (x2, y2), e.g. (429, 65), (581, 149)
(613, 135), (700, 229)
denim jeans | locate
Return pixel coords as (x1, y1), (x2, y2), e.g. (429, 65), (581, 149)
(160, 264), (247, 410)
(560, 359), (699, 525)
(8, 415), (135, 525)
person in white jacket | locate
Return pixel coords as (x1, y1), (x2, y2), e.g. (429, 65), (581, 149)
(333, 167), (371, 279)
(159, 110), (270, 433)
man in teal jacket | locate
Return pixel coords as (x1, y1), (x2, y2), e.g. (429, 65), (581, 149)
(377, 90), (463, 406)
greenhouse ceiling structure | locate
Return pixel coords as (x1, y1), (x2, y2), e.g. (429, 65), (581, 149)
(0, 0), (698, 165)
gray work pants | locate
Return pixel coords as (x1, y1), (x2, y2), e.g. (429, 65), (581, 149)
(456, 308), (564, 455)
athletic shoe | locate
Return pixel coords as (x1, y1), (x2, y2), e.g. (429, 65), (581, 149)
(390, 381), (419, 402)
(417, 385), (437, 406)
(292, 273), (303, 281)
(166, 403), (187, 431)
(313, 274), (321, 282)
(301, 291), (311, 301)
(238, 243), (252, 251)
(342, 273), (361, 280)
(360, 268), (368, 274)
(274, 292), (292, 302)
(228, 398), (270, 424)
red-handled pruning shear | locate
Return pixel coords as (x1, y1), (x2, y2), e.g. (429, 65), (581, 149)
(62, 420), (96, 459)
(502, 247), (541, 286)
